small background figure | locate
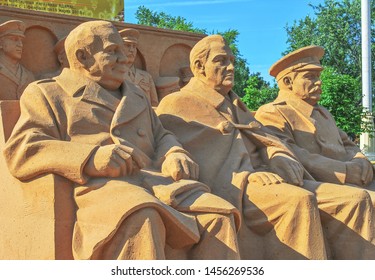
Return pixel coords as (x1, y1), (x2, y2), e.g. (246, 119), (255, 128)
(0, 20), (35, 100)
(120, 28), (159, 107)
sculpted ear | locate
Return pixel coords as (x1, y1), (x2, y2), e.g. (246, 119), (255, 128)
(283, 76), (293, 90)
(194, 60), (205, 75)
(75, 49), (89, 68)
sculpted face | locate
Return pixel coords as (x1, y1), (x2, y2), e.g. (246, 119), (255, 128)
(123, 41), (137, 65)
(86, 30), (127, 90)
(201, 40), (235, 95)
(291, 70), (322, 106)
(0, 35), (24, 61)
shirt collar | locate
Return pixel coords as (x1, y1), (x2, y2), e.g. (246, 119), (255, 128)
(275, 90), (327, 118)
(184, 77), (228, 108)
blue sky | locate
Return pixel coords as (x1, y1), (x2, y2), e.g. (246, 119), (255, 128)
(124, 0), (327, 83)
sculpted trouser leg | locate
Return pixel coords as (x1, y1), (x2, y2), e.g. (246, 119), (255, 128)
(187, 212), (240, 260)
(303, 180), (375, 259)
(98, 207), (167, 260)
(243, 182), (326, 260)
(363, 181), (375, 210)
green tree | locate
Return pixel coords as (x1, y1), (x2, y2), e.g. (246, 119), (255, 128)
(241, 72), (278, 111)
(135, 5), (206, 33)
(319, 67), (364, 138)
(285, 0), (375, 79)
(285, 0), (375, 136)
(134, 6), (249, 96)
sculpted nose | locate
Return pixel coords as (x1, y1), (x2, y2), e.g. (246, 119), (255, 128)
(227, 61), (234, 71)
(118, 52), (127, 64)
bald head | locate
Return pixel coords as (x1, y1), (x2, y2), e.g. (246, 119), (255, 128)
(65, 20), (118, 70)
(190, 35), (227, 74)
(189, 34), (235, 95)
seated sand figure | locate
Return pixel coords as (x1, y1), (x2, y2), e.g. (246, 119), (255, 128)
(0, 20), (35, 100)
(3, 21), (241, 260)
(157, 35), (375, 259)
(255, 45), (375, 210)
(119, 28), (159, 107)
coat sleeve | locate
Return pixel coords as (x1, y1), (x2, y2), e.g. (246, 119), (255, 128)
(255, 105), (347, 184)
(3, 82), (99, 184)
(148, 74), (159, 107)
(148, 97), (189, 166)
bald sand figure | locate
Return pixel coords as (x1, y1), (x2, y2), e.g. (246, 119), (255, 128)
(3, 21), (241, 260)
(157, 35), (375, 259)
(0, 20), (35, 99)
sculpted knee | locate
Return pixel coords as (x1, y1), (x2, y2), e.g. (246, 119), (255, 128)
(196, 212), (237, 232)
(131, 207), (164, 224)
(288, 188), (317, 209)
(347, 189), (372, 208)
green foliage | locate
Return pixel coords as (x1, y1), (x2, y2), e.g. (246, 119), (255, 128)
(285, 0), (375, 137)
(135, 6), (206, 33)
(134, 6), (250, 97)
(285, 0), (375, 79)
(241, 73), (278, 111)
(319, 67), (364, 137)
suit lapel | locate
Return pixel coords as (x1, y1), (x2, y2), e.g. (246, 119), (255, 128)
(111, 80), (147, 128)
(56, 68), (119, 112)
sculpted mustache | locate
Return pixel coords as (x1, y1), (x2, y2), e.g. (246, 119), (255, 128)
(309, 85), (321, 94)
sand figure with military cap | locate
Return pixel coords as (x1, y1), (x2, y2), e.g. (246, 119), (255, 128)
(256, 45), (375, 192)
(119, 27), (159, 107)
(0, 20), (35, 100)
(158, 36), (375, 259)
(255, 45), (375, 258)
(41, 36), (69, 78)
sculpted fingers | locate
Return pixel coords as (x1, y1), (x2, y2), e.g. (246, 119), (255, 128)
(190, 161), (199, 180)
(286, 162), (304, 186)
(113, 147), (133, 176)
(248, 172), (284, 186)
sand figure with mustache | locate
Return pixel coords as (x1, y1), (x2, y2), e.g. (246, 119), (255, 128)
(158, 38), (375, 259)
(256, 45), (375, 194)
(0, 20), (35, 100)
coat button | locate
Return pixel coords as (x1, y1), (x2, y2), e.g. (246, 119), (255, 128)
(113, 129), (121, 136)
(137, 128), (146, 137)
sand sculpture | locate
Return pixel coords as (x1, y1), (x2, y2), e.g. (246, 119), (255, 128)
(1, 8), (374, 260)
(120, 28), (159, 107)
(255, 45), (375, 194)
(3, 20), (241, 260)
(0, 20), (35, 99)
(157, 35), (375, 259)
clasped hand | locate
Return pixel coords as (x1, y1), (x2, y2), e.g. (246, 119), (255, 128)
(161, 152), (199, 181)
(269, 155), (304, 186)
(346, 158), (373, 187)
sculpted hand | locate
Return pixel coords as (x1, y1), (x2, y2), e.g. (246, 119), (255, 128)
(248, 171), (285, 186)
(269, 155), (304, 186)
(161, 152), (199, 181)
(346, 158), (373, 187)
(84, 144), (145, 178)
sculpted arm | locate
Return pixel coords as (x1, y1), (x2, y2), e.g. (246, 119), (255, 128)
(3, 83), (98, 184)
(338, 129), (374, 186)
(151, 100), (199, 181)
(148, 74), (159, 107)
(255, 107), (348, 184)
